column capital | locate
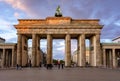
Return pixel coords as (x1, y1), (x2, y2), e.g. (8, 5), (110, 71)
(79, 34), (85, 36)
(66, 34), (71, 37)
(103, 49), (105, 52)
(17, 34), (22, 36)
(112, 48), (115, 50)
(32, 34), (36, 36)
(47, 34), (51, 35)
(95, 34), (100, 38)
(47, 34), (53, 39)
(81, 34), (85, 37)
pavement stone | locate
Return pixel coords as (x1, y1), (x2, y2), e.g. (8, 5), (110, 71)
(0, 67), (120, 81)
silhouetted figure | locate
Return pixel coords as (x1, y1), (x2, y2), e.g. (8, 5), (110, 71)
(29, 60), (32, 68)
(47, 64), (53, 70)
(16, 64), (22, 70)
(16, 64), (19, 70)
(57, 60), (60, 69)
(58, 64), (60, 69)
(86, 62), (90, 67)
(39, 62), (42, 67)
(46, 64), (48, 69)
(19, 65), (22, 70)
(61, 63), (64, 69)
(44, 63), (46, 67)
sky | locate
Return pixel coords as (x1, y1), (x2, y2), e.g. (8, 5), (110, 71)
(0, 0), (120, 59)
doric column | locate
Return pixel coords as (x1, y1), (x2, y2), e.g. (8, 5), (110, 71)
(36, 36), (40, 66)
(17, 34), (22, 66)
(116, 51), (120, 67)
(90, 36), (94, 66)
(112, 49), (116, 68)
(6, 50), (9, 67)
(106, 50), (109, 67)
(2, 49), (5, 68)
(103, 49), (106, 67)
(21, 35), (28, 66)
(77, 39), (79, 66)
(22, 35), (25, 66)
(94, 34), (101, 67)
(47, 34), (52, 64)
(8, 52), (11, 67)
(78, 34), (85, 67)
(32, 34), (36, 66)
(12, 48), (14, 67)
(65, 34), (71, 67)
(109, 50), (112, 68)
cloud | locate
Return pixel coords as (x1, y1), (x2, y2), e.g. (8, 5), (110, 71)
(0, 29), (17, 43)
(4, 0), (27, 11)
(0, 19), (13, 30)
(101, 39), (112, 43)
(0, 0), (120, 60)
(52, 40), (65, 59)
(9, 0), (120, 39)
(0, 18), (17, 43)
(114, 20), (120, 26)
(14, 12), (20, 18)
(71, 40), (77, 53)
(53, 53), (64, 60)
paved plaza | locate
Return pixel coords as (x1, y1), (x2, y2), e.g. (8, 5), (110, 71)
(0, 67), (120, 81)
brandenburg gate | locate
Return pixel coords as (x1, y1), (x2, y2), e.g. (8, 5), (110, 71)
(15, 16), (103, 67)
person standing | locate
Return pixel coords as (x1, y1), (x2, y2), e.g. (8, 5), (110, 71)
(61, 63), (64, 69)
(57, 60), (60, 69)
(16, 64), (19, 70)
(39, 62), (42, 67)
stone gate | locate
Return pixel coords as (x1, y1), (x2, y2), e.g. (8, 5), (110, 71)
(15, 17), (103, 67)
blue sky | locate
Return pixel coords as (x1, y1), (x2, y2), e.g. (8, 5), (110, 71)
(0, 0), (120, 59)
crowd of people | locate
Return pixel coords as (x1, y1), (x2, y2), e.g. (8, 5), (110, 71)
(16, 60), (65, 70)
(45, 60), (64, 69)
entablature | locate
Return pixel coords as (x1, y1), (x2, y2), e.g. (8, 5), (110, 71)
(101, 43), (120, 49)
(0, 43), (17, 49)
(15, 25), (103, 29)
(17, 28), (101, 35)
